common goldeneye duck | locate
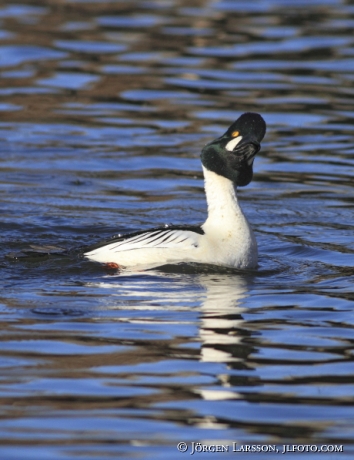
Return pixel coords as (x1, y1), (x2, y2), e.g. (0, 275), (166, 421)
(84, 112), (266, 270)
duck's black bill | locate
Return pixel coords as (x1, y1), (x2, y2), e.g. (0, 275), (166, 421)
(232, 136), (260, 164)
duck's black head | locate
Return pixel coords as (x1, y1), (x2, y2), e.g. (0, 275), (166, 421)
(201, 112), (266, 186)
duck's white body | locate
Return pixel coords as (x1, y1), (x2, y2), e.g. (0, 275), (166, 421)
(84, 168), (257, 270)
(84, 112), (266, 271)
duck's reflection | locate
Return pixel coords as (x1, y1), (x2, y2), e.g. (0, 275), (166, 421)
(95, 268), (255, 374)
(187, 273), (256, 404)
(197, 274), (250, 364)
(84, 269), (259, 427)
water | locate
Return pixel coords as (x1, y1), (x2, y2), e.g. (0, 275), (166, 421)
(1, 0), (354, 458)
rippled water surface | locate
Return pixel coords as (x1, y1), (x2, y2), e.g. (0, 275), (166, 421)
(1, 0), (354, 458)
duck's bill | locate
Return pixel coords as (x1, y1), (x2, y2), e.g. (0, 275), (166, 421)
(232, 140), (260, 165)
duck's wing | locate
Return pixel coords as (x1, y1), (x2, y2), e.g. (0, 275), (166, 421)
(84, 225), (204, 256)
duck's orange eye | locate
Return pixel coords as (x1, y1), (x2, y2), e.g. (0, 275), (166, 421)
(231, 130), (239, 138)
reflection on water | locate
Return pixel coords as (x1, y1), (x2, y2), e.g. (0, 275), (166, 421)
(1, 0), (354, 458)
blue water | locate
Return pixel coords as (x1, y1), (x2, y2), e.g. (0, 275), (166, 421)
(0, 0), (354, 459)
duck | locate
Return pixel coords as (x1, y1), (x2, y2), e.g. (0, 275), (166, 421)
(84, 112), (266, 271)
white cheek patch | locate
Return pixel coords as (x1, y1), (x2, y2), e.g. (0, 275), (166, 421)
(225, 136), (242, 151)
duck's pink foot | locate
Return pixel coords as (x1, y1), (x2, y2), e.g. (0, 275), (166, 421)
(104, 262), (122, 271)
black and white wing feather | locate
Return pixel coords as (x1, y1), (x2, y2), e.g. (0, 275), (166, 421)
(84, 225), (204, 261)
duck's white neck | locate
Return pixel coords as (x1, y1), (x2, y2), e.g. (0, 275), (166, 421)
(202, 166), (244, 228)
(201, 166), (257, 268)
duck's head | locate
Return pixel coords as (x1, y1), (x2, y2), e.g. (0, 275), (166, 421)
(201, 112), (266, 186)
